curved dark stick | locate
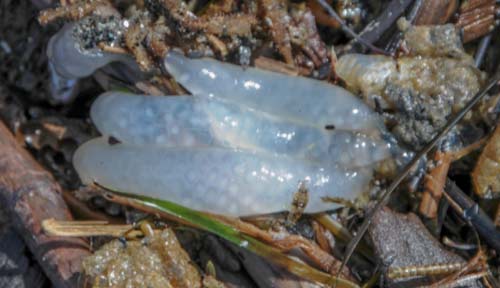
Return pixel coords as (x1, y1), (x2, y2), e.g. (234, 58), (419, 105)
(445, 179), (500, 253)
(336, 72), (500, 284)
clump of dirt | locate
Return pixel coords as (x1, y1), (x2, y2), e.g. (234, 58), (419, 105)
(336, 23), (486, 150)
(73, 14), (125, 51)
(83, 228), (204, 288)
(384, 56), (484, 149)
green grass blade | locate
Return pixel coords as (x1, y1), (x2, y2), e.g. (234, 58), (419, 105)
(109, 191), (359, 288)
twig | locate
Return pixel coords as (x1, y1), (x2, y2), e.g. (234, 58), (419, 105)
(444, 179), (500, 253)
(388, 261), (466, 279)
(419, 151), (453, 219)
(42, 219), (132, 237)
(106, 190), (352, 277)
(103, 191), (358, 287)
(337, 71), (500, 281)
(0, 121), (90, 288)
(350, 0), (414, 48)
(314, 0), (388, 55)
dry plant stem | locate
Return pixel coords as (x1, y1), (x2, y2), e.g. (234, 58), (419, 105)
(388, 262), (466, 279)
(427, 249), (487, 288)
(417, 140), (484, 213)
(105, 191), (353, 280)
(0, 121), (90, 288)
(419, 151), (453, 219)
(444, 179), (500, 253)
(42, 219), (133, 237)
(338, 73), (500, 279)
(205, 213), (352, 278)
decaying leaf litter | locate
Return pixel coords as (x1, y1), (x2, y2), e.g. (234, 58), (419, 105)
(1, 0), (500, 287)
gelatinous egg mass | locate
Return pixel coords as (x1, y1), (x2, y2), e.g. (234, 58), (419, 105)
(72, 52), (397, 216)
(74, 138), (373, 215)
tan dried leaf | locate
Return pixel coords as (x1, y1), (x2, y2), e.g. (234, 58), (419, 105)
(472, 125), (500, 198)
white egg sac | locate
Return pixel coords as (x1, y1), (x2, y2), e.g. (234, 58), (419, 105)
(47, 23), (136, 79)
(74, 138), (373, 215)
(91, 92), (391, 167)
(164, 51), (383, 133)
(73, 52), (397, 216)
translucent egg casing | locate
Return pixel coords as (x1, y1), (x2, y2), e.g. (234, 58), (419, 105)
(91, 92), (392, 167)
(74, 138), (372, 216)
(164, 51), (383, 133)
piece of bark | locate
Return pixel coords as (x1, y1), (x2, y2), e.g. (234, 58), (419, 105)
(0, 120), (90, 288)
(369, 207), (482, 288)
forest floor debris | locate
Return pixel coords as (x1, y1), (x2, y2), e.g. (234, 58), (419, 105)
(1, 0), (500, 287)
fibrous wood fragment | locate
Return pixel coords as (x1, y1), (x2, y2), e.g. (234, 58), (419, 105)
(0, 120), (90, 288)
